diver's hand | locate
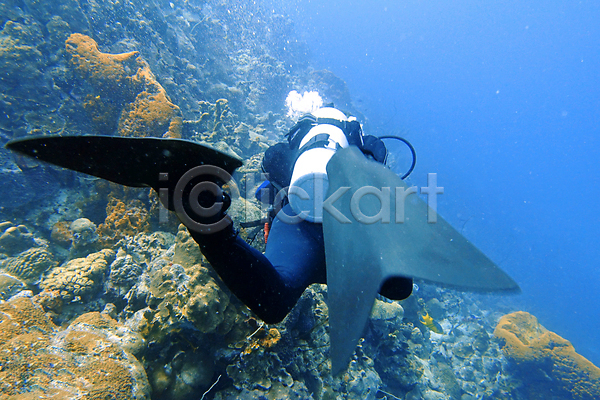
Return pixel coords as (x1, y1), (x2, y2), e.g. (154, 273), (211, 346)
(175, 183), (233, 235)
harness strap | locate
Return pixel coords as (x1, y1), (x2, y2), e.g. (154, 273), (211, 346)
(286, 115), (364, 149)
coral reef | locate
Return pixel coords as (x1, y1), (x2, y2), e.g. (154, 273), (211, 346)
(495, 311), (600, 400)
(97, 197), (150, 246)
(134, 226), (244, 337)
(0, 295), (150, 399)
(66, 33), (182, 138)
(182, 97), (271, 161)
(4, 1), (594, 399)
(41, 249), (116, 302)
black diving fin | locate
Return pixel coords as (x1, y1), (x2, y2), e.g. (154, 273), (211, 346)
(5, 135), (243, 210)
(322, 146), (519, 375)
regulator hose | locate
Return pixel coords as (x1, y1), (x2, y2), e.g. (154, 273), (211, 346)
(378, 135), (417, 179)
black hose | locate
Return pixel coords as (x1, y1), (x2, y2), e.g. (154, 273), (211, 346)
(378, 135), (417, 179)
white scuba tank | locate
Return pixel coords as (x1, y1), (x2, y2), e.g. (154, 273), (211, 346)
(288, 107), (350, 222)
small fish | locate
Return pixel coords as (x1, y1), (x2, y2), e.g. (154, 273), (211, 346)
(419, 312), (444, 334)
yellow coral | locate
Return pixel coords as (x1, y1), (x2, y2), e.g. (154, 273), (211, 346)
(3, 247), (57, 284)
(495, 311), (600, 400)
(40, 249), (116, 301)
(65, 33), (182, 138)
(0, 296), (149, 399)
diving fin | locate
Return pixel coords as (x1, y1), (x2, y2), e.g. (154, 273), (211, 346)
(5, 135), (243, 210)
(322, 146), (519, 375)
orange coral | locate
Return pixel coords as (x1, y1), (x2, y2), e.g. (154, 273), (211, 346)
(65, 33), (182, 138)
(118, 88), (183, 138)
(241, 326), (281, 356)
(97, 197), (149, 245)
(0, 296), (149, 398)
(494, 311), (600, 400)
(66, 33), (140, 99)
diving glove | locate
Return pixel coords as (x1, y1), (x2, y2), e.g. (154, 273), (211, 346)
(175, 182), (234, 236)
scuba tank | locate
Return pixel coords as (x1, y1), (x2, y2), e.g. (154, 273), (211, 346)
(288, 107), (353, 222)
(252, 105), (414, 231)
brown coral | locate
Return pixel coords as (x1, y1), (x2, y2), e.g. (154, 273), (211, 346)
(494, 311), (600, 400)
(51, 220), (73, 246)
(241, 326), (282, 356)
(65, 33), (182, 138)
(0, 296), (149, 399)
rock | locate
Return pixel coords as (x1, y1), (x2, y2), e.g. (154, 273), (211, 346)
(0, 222), (36, 256)
(0, 273), (25, 300)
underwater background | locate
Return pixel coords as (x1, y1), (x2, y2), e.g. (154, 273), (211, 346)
(285, 0), (600, 367)
(0, 0), (599, 399)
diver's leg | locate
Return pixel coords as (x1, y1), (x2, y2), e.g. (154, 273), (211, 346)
(189, 205), (326, 324)
(190, 226), (297, 324)
(264, 206), (327, 289)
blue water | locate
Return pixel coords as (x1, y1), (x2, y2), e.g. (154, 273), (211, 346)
(279, 0), (600, 364)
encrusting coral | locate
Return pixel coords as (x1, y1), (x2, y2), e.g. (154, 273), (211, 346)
(494, 311), (600, 400)
(51, 220), (73, 247)
(66, 33), (183, 138)
(0, 295), (150, 399)
(97, 197), (150, 246)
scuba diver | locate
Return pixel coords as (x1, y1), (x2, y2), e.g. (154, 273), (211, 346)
(6, 105), (519, 374)
(183, 106), (414, 324)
